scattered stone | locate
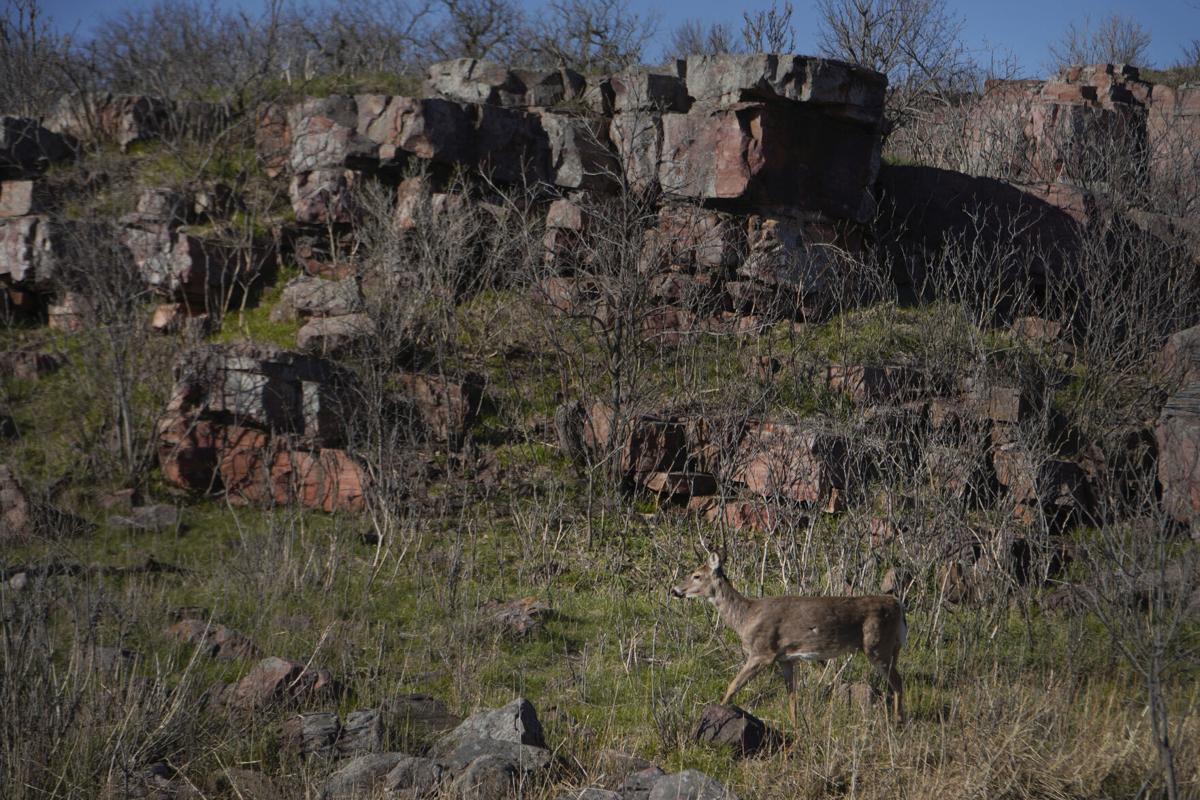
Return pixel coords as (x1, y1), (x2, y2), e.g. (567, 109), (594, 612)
(690, 703), (768, 757)
(384, 755), (444, 797)
(281, 711), (341, 758)
(439, 698), (546, 748)
(396, 371), (484, 445)
(0, 179), (52, 217)
(618, 767), (667, 800)
(270, 275), (362, 322)
(322, 752), (406, 800)
(47, 291), (92, 332)
(338, 708), (385, 755)
(1157, 382), (1200, 527)
(449, 754), (519, 800)
(206, 768), (281, 800)
(223, 656), (337, 711)
(165, 618), (259, 661)
(556, 790), (621, 800)
(297, 313), (377, 356)
(481, 597), (551, 637)
(647, 770), (739, 800)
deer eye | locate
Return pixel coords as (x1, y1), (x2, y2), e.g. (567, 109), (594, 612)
(692, 574), (700, 579)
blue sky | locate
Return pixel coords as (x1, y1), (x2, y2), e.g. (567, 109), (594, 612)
(36, 0), (1200, 76)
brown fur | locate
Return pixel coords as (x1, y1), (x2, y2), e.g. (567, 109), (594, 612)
(671, 552), (907, 723)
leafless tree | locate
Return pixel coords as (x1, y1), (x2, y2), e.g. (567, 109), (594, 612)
(667, 19), (741, 59)
(740, 1), (796, 54)
(0, 0), (75, 117)
(532, 0), (658, 73)
(431, 0), (527, 63)
(1047, 14), (1152, 70)
(817, 0), (973, 136)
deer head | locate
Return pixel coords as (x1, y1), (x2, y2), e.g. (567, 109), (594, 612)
(670, 551), (725, 600)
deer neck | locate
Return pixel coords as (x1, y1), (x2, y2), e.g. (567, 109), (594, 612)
(710, 573), (754, 637)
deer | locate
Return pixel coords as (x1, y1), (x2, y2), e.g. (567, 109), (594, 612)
(670, 549), (907, 725)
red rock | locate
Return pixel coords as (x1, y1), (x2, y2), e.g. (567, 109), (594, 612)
(1157, 383), (1200, 526)
(733, 420), (853, 505)
(641, 471), (716, 498)
(610, 112), (663, 194)
(167, 619), (260, 661)
(224, 656), (336, 711)
(47, 93), (170, 150)
(47, 292), (92, 332)
(659, 102), (879, 221)
(255, 102), (291, 178)
(0, 214), (58, 288)
(582, 401), (688, 483)
(296, 314), (376, 356)
(290, 168), (358, 225)
(823, 364), (923, 404)
(395, 372), (483, 444)
(0, 180), (50, 217)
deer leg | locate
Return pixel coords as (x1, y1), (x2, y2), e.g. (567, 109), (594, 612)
(867, 651), (905, 723)
(778, 661), (797, 728)
(720, 655), (771, 705)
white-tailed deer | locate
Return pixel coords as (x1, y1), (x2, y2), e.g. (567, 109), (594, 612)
(671, 550), (907, 724)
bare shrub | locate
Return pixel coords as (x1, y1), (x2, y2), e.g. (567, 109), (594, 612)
(1048, 14), (1152, 71)
(817, 0), (974, 137)
(740, 1), (796, 54)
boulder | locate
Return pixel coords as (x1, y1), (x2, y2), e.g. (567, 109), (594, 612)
(124, 227), (272, 307)
(734, 420), (856, 505)
(537, 112), (619, 191)
(280, 711), (341, 757)
(287, 96), (374, 173)
(165, 618), (260, 661)
(297, 313), (377, 356)
(156, 344), (369, 511)
(272, 275), (360, 321)
(610, 112), (663, 193)
(255, 102), (291, 178)
(322, 752), (407, 800)
(448, 754), (519, 800)
(690, 703), (768, 757)
(684, 54), (886, 125)
(290, 168), (358, 225)
(338, 708), (385, 756)
(396, 371), (484, 444)
(610, 69), (689, 113)
(1157, 382), (1200, 526)
(47, 93), (170, 150)
(384, 755), (444, 797)
(223, 656), (336, 711)
(647, 770), (739, 800)
(357, 94), (474, 165)
(659, 102), (880, 221)
(618, 767), (667, 800)
(436, 697), (546, 752)
(394, 175), (469, 231)
(0, 180), (52, 217)
(47, 291), (93, 332)
(823, 364), (925, 405)
(427, 59), (528, 107)
(164, 343), (356, 444)
(0, 214), (60, 288)
(0, 117), (72, 177)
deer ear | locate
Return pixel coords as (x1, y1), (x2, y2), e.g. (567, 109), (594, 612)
(707, 551), (721, 570)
